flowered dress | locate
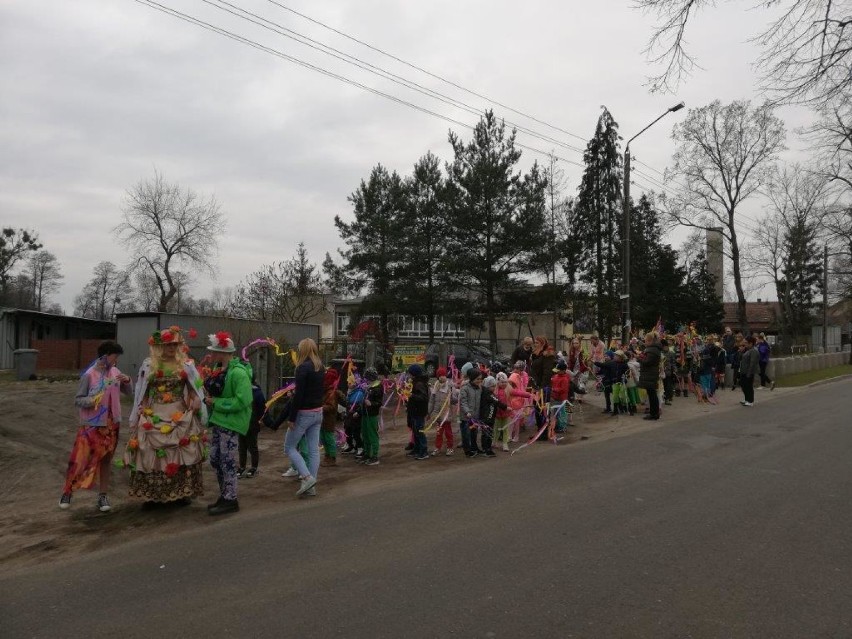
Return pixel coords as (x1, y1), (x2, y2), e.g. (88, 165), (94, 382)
(124, 358), (208, 502)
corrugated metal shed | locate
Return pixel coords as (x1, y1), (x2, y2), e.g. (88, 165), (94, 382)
(116, 312), (320, 395)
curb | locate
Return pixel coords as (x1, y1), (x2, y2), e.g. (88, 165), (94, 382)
(806, 373), (852, 388)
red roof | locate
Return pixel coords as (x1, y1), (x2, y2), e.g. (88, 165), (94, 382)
(722, 301), (782, 332)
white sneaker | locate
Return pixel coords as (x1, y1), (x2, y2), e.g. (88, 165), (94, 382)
(742, 401), (753, 407)
(445, 448), (454, 456)
(97, 494), (111, 512)
(297, 475), (317, 496)
(502, 444), (510, 452)
(430, 449), (441, 456)
(282, 467), (299, 478)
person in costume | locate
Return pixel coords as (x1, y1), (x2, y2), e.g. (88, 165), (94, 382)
(661, 339), (677, 406)
(125, 327), (207, 506)
(493, 372), (514, 451)
(60, 340), (133, 512)
(549, 361), (572, 431)
(283, 338), (326, 497)
(429, 366), (457, 456)
(360, 367), (384, 465)
(507, 361), (533, 441)
(477, 376), (504, 457)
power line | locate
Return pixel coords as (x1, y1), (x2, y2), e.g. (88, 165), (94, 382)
(263, 0), (590, 144)
(132, 0), (586, 169)
(202, 0), (587, 156)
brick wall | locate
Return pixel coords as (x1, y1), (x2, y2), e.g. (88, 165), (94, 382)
(30, 339), (104, 371)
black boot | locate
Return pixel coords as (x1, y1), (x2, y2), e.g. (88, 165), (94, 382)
(207, 496), (225, 511)
(208, 499), (239, 516)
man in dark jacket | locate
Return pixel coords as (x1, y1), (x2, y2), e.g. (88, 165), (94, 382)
(738, 336), (760, 406)
(406, 364), (430, 460)
(639, 333), (662, 420)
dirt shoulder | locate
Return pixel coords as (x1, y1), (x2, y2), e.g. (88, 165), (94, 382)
(0, 378), (796, 573)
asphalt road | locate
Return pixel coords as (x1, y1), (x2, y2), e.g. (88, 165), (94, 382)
(3, 381), (851, 638)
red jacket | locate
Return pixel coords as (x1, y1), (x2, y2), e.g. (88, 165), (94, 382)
(550, 371), (570, 402)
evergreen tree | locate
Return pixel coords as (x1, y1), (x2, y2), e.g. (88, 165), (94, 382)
(683, 248), (725, 334)
(333, 164), (406, 340)
(444, 111), (548, 353)
(395, 152), (453, 343)
(779, 216), (822, 337)
(573, 108), (622, 339)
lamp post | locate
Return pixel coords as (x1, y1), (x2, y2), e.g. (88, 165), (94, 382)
(621, 101), (685, 345)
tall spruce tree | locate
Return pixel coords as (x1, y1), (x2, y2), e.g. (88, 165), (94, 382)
(444, 111), (547, 353)
(573, 108), (623, 339)
(333, 164), (405, 340)
(779, 216), (823, 337)
(682, 248), (725, 333)
(396, 152), (453, 343)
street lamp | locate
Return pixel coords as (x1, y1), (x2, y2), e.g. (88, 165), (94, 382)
(621, 101), (685, 345)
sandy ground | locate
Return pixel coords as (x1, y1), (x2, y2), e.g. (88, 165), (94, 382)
(0, 377), (794, 571)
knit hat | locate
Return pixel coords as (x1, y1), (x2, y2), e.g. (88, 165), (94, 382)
(460, 362), (474, 377)
(466, 367), (482, 381)
(513, 360), (526, 369)
(615, 350), (626, 359)
(407, 364), (424, 377)
(207, 331), (235, 353)
(363, 367), (379, 381)
(496, 372), (508, 382)
(324, 368), (339, 389)
(436, 366), (448, 378)
(555, 361), (567, 371)
(482, 376), (497, 389)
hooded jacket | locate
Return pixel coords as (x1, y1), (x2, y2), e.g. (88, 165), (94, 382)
(638, 342), (662, 389)
(208, 358), (254, 435)
(459, 380), (482, 421)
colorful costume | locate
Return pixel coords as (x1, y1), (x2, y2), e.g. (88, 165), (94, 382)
(124, 357), (208, 502)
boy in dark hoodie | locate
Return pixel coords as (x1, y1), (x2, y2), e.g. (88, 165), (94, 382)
(406, 364), (430, 461)
(478, 376), (506, 457)
(361, 367), (384, 466)
(237, 378), (270, 479)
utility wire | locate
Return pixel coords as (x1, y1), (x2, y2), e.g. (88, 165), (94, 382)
(203, 0), (587, 156)
(132, 0), (586, 168)
(264, 0), (590, 144)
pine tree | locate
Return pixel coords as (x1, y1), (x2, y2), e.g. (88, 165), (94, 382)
(779, 216), (822, 337)
(333, 165), (406, 340)
(444, 111), (547, 353)
(394, 152), (453, 343)
(573, 108), (622, 339)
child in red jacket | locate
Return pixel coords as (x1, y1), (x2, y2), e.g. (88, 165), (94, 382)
(550, 361), (571, 432)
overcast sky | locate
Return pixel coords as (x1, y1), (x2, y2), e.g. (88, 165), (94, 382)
(1, 0), (816, 312)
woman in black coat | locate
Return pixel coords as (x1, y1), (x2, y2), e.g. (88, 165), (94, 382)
(638, 333), (662, 420)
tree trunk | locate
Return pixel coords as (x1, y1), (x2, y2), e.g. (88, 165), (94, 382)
(729, 226), (748, 334)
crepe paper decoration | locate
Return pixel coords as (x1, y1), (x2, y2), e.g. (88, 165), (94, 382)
(161, 392), (173, 403)
(159, 424), (173, 434)
(151, 415), (161, 424)
(201, 434), (209, 443)
(179, 370), (188, 381)
(114, 458), (125, 468)
(156, 449), (167, 458)
(188, 328), (198, 339)
(142, 422), (154, 431)
(178, 436), (190, 447)
(201, 448), (209, 461)
(143, 408), (154, 416)
(157, 385), (166, 392)
(170, 411), (183, 423)
(156, 369), (164, 378)
(127, 438), (139, 450)
(189, 434), (200, 443)
(240, 337), (295, 363)
(194, 378), (204, 389)
(165, 462), (180, 477)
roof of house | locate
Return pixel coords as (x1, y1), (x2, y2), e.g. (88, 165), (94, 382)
(722, 301), (783, 331)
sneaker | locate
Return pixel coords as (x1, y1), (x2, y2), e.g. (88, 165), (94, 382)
(282, 467), (299, 478)
(770, 381), (776, 391)
(742, 401), (753, 407)
(296, 476), (317, 496)
(366, 457), (380, 466)
(303, 487), (317, 496)
(341, 444), (355, 454)
(414, 454), (429, 461)
(502, 444), (510, 452)
(484, 450), (496, 458)
(97, 494), (111, 512)
(430, 449), (441, 456)
(355, 448), (364, 457)
(243, 468), (258, 478)
(59, 493), (72, 510)
(464, 451), (476, 458)
(446, 448), (454, 456)
(236, 467), (246, 478)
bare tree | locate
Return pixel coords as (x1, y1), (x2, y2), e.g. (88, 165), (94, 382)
(74, 261), (131, 320)
(637, 0), (852, 107)
(25, 251), (63, 311)
(232, 243), (330, 323)
(745, 164), (830, 336)
(663, 99), (786, 331)
(115, 171), (224, 312)
(0, 227), (41, 301)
